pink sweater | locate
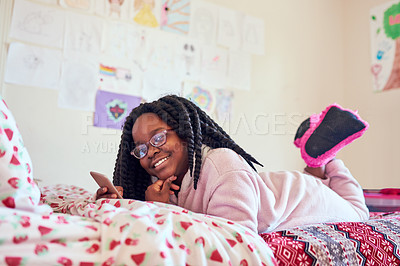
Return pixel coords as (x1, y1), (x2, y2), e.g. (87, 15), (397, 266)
(167, 147), (369, 233)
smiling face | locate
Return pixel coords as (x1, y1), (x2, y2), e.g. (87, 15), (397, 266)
(131, 113), (189, 185)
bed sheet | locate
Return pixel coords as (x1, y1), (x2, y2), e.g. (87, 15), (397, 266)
(0, 184), (276, 265)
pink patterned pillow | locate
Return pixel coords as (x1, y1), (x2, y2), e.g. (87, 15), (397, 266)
(0, 94), (51, 213)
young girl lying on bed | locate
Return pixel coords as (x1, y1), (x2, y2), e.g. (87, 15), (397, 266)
(95, 95), (370, 233)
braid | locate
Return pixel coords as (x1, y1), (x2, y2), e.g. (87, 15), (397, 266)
(112, 95), (262, 200)
(178, 99), (203, 188)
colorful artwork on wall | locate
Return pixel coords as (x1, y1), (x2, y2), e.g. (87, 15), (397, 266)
(160, 0), (190, 35)
(94, 90), (141, 130)
(370, 1), (400, 92)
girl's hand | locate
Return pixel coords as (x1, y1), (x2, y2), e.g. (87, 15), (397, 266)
(95, 186), (124, 199)
(145, 176), (180, 203)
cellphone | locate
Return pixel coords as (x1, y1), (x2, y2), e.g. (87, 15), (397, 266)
(90, 171), (123, 199)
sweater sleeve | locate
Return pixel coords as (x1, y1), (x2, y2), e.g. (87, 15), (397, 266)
(203, 162), (260, 233)
(324, 159), (369, 220)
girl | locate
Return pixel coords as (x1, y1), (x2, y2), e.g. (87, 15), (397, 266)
(96, 95), (369, 233)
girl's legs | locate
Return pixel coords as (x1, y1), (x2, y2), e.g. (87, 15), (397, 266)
(305, 159), (369, 220)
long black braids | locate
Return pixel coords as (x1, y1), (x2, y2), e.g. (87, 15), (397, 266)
(112, 95), (263, 200)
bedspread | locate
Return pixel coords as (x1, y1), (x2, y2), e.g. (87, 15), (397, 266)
(0, 184), (276, 265)
(260, 212), (400, 265)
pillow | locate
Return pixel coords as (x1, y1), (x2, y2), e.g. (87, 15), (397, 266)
(0, 94), (51, 214)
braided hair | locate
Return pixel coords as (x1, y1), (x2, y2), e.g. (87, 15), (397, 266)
(112, 95), (262, 200)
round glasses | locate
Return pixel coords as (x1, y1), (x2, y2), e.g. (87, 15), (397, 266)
(131, 129), (172, 159)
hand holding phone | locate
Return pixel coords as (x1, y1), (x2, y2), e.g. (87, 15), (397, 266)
(90, 171), (123, 199)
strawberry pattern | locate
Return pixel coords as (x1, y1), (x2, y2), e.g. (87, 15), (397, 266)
(0, 95), (51, 214)
(0, 184), (277, 265)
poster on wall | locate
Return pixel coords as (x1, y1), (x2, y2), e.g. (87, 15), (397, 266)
(98, 60), (142, 97)
(9, 0), (65, 48)
(94, 90), (141, 130)
(160, 0), (191, 35)
(182, 81), (216, 115)
(132, 0), (161, 28)
(4, 42), (62, 90)
(370, 1), (400, 92)
(58, 53), (98, 111)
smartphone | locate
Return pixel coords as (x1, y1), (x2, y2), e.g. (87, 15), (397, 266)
(90, 171), (123, 199)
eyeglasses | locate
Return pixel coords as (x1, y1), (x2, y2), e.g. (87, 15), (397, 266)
(131, 129), (172, 159)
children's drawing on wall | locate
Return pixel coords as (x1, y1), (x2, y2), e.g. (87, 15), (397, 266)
(140, 32), (186, 102)
(132, 0), (161, 28)
(242, 15), (265, 55)
(94, 90), (141, 130)
(98, 61), (142, 96)
(189, 0), (218, 44)
(200, 46), (228, 88)
(59, 0), (94, 13)
(370, 1), (400, 92)
(142, 69), (182, 102)
(64, 12), (104, 54)
(176, 39), (201, 79)
(104, 21), (129, 59)
(217, 6), (241, 50)
(146, 32), (175, 70)
(105, 0), (131, 19)
(227, 51), (251, 91)
(58, 56), (98, 111)
(215, 89), (234, 122)
(160, 0), (190, 35)
(183, 82), (216, 115)
(9, 0), (65, 48)
(4, 42), (62, 90)
(126, 26), (150, 71)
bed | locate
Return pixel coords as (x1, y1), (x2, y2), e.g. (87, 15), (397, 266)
(1, 95), (400, 266)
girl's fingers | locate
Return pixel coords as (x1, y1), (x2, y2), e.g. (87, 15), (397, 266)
(96, 187), (107, 197)
(170, 184), (180, 191)
(116, 186), (124, 196)
(161, 176), (177, 193)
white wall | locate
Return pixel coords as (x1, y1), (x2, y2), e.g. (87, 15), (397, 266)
(341, 0), (400, 189)
(2, 0), (396, 192)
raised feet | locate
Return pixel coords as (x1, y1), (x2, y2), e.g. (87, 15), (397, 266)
(294, 104), (368, 167)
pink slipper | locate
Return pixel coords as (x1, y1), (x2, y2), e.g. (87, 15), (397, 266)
(294, 104), (369, 167)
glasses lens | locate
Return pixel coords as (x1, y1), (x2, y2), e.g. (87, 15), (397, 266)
(150, 131), (167, 147)
(132, 144), (147, 159)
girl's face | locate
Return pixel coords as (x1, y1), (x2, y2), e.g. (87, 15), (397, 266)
(132, 113), (189, 184)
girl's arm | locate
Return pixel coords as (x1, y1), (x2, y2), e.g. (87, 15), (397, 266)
(204, 169), (260, 233)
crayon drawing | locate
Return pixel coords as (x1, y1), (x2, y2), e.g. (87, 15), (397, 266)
(4, 42), (62, 90)
(64, 12), (104, 54)
(9, 0), (65, 48)
(370, 1), (400, 92)
(58, 56), (98, 111)
(217, 6), (241, 50)
(242, 15), (265, 55)
(160, 0), (190, 35)
(176, 39), (201, 79)
(183, 82), (215, 114)
(189, 0), (218, 44)
(132, 0), (161, 28)
(215, 89), (234, 121)
(98, 61), (142, 96)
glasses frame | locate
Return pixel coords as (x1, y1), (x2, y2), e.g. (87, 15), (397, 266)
(130, 129), (173, 159)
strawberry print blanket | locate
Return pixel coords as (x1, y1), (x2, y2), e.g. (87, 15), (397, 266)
(0, 184), (276, 266)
